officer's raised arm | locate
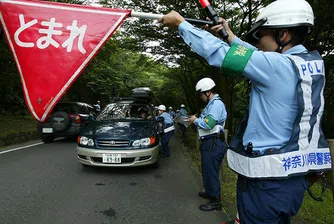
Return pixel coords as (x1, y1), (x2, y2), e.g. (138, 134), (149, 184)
(159, 11), (274, 87)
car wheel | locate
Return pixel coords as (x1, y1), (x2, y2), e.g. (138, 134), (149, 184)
(42, 136), (55, 143)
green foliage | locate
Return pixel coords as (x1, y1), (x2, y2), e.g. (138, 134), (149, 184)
(65, 32), (176, 106)
(0, 38), (25, 113)
(0, 115), (37, 139)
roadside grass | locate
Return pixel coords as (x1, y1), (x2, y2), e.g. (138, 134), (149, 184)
(0, 115), (39, 145)
(181, 129), (334, 224)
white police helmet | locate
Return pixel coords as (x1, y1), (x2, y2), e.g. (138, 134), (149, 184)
(158, 105), (166, 111)
(180, 104), (185, 108)
(247, 0), (314, 41)
(195, 77), (216, 92)
(169, 106), (173, 110)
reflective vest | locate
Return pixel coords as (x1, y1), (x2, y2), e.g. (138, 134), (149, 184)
(227, 51), (331, 179)
(197, 97), (226, 139)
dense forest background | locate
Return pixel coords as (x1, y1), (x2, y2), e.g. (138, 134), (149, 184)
(0, 0), (333, 138)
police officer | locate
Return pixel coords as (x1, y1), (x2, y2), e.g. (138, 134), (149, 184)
(160, 0), (331, 222)
(178, 104), (187, 137)
(138, 107), (151, 120)
(189, 77), (227, 211)
(94, 100), (101, 112)
(157, 105), (175, 157)
(168, 106), (176, 119)
(175, 109), (180, 117)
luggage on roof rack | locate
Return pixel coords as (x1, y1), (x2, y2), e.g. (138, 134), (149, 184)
(131, 87), (154, 100)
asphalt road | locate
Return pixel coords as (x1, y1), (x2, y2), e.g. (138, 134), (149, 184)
(0, 135), (230, 224)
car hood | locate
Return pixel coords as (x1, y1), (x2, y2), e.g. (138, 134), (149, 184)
(81, 120), (156, 139)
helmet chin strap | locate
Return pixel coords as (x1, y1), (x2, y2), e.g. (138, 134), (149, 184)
(204, 92), (211, 104)
(273, 30), (292, 53)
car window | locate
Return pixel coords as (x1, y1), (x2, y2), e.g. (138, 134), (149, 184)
(53, 103), (77, 114)
(77, 105), (89, 114)
(97, 103), (153, 121)
(88, 107), (96, 116)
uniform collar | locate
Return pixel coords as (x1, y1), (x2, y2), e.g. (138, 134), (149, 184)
(283, 45), (308, 55)
(208, 94), (220, 104)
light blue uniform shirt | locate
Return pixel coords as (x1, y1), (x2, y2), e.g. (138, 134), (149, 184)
(178, 21), (305, 154)
(169, 111), (176, 119)
(179, 108), (187, 116)
(159, 112), (174, 125)
(194, 94), (227, 129)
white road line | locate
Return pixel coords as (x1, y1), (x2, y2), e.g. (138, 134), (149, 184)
(0, 142), (44, 155)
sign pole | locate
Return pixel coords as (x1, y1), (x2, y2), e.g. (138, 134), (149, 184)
(130, 11), (213, 26)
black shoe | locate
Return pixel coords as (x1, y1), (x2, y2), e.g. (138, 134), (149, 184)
(198, 191), (211, 199)
(199, 197), (222, 211)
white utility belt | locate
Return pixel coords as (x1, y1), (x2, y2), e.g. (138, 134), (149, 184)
(164, 125), (175, 133)
(227, 147), (331, 178)
(197, 125), (224, 139)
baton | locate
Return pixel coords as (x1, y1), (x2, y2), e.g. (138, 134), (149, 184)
(199, 0), (229, 40)
(130, 11), (213, 26)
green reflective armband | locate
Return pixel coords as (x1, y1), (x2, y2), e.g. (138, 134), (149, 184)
(204, 115), (216, 129)
(221, 44), (254, 76)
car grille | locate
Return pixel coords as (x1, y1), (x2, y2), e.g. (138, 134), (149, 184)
(96, 139), (130, 148)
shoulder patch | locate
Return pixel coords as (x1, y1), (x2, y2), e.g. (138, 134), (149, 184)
(221, 44), (254, 76)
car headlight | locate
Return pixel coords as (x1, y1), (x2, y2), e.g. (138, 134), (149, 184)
(133, 137), (156, 147)
(140, 138), (150, 146)
(79, 136), (95, 146)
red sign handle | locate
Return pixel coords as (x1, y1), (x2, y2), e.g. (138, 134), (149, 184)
(199, 0), (229, 41)
(199, 0), (210, 8)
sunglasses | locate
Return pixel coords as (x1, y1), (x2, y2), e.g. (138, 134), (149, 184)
(254, 29), (274, 40)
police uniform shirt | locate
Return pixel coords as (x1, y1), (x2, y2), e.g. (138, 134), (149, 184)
(178, 21), (305, 154)
(194, 94), (227, 130)
(179, 108), (187, 116)
(159, 112), (174, 125)
(169, 111), (176, 118)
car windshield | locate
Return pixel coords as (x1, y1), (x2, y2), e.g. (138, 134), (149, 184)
(97, 102), (153, 121)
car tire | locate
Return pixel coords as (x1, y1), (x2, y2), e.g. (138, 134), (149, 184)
(51, 111), (71, 132)
(42, 136), (55, 143)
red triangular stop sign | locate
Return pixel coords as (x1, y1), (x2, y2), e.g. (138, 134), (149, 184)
(0, 0), (130, 121)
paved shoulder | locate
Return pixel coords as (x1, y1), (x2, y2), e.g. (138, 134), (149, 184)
(165, 134), (231, 223)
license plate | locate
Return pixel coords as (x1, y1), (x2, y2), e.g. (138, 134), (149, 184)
(102, 154), (121, 163)
(42, 128), (53, 133)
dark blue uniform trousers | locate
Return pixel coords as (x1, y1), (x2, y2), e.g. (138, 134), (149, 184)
(178, 123), (187, 136)
(161, 130), (174, 156)
(237, 175), (307, 224)
(200, 137), (226, 197)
